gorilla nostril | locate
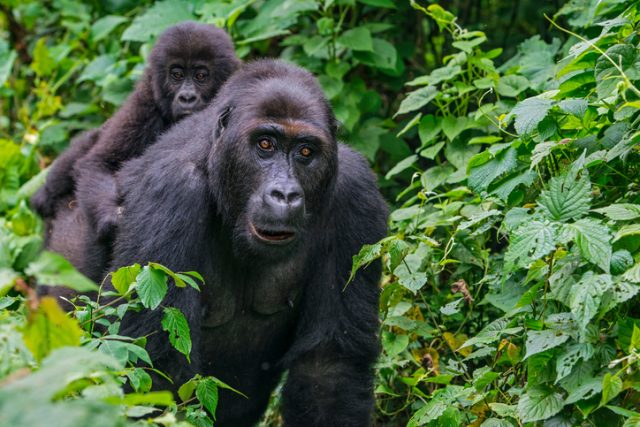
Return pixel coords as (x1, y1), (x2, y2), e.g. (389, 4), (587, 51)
(179, 93), (197, 105)
(270, 189), (286, 203)
(287, 192), (302, 204)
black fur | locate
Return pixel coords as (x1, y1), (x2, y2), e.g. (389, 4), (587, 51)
(33, 21), (240, 281)
(105, 60), (388, 426)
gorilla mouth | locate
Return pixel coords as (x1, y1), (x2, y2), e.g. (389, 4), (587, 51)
(249, 223), (296, 244)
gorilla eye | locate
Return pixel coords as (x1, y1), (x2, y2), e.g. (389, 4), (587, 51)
(257, 139), (274, 151)
(300, 147), (313, 158)
(195, 72), (208, 81)
(171, 70), (184, 80)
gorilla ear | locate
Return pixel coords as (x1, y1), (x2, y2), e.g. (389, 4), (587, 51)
(215, 106), (234, 139)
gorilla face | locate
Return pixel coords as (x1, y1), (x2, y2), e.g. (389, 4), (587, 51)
(208, 62), (339, 260)
(166, 60), (215, 119)
(149, 22), (240, 122)
(244, 119), (330, 248)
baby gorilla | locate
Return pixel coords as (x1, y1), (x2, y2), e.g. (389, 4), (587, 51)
(31, 21), (240, 281)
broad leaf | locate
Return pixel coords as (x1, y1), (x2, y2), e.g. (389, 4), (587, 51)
(517, 386), (564, 423)
(511, 97), (553, 135)
(524, 329), (569, 360)
(505, 220), (557, 268)
(569, 272), (612, 330)
(136, 266), (168, 310)
(538, 170), (591, 222)
(570, 219), (612, 272)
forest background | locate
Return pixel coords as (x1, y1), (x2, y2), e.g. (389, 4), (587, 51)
(1, 0), (640, 426)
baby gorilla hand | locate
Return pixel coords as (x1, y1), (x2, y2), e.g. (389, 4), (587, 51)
(95, 202), (124, 240)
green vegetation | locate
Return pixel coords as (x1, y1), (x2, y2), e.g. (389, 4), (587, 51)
(1, 0), (640, 425)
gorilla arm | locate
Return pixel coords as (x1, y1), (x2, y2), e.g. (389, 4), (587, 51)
(30, 128), (100, 219)
(73, 83), (166, 239)
(282, 145), (389, 427)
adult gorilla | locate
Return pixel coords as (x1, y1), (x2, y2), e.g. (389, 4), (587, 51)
(110, 60), (388, 426)
(32, 21), (239, 281)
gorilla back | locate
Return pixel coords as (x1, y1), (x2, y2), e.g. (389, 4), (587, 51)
(112, 60), (388, 427)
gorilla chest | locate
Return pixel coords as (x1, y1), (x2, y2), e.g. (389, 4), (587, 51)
(200, 264), (304, 329)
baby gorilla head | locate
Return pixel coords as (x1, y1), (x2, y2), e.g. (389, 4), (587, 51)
(149, 21), (240, 121)
(208, 60), (339, 259)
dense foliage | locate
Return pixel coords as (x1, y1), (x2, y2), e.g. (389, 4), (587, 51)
(1, 0), (640, 426)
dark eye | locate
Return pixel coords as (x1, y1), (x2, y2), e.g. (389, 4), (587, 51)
(195, 72), (207, 81)
(299, 146), (313, 158)
(257, 138), (274, 151)
(171, 70), (184, 80)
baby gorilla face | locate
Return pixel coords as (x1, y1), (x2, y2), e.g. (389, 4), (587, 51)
(167, 61), (213, 119)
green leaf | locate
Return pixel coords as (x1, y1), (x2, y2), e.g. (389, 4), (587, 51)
(468, 147), (519, 193)
(601, 373), (624, 406)
(418, 114), (441, 145)
(555, 343), (593, 384)
(337, 27), (373, 52)
(613, 224), (640, 242)
(505, 220), (557, 268)
(358, 0), (397, 8)
(0, 42), (17, 86)
(26, 251), (98, 292)
(496, 75), (529, 97)
(22, 297), (84, 362)
(91, 15), (128, 42)
(517, 386), (564, 423)
(511, 97), (553, 135)
(178, 378), (197, 402)
(105, 391), (174, 406)
(595, 44), (639, 99)
(538, 171), (591, 222)
(570, 219), (611, 273)
(382, 331), (409, 356)
(121, 0), (196, 42)
(611, 250), (634, 275)
(385, 155), (417, 179)
(196, 377), (219, 419)
(558, 98), (588, 117)
(396, 86), (438, 116)
(441, 116), (469, 141)
(593, 204), (640, 221)
(136, 266), (168, 309)
(111, 264), (141, 296)
(524, 329), (569, 360)
(349, 242), (383, 284)
(162, 307), (192, 362)
(569, 272), (612, 330)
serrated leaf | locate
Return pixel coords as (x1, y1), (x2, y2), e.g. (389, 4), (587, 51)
(517, 386), (564, 423)
(538, 171), (591, 222)
(162, 307), (192, 362)
(505, 220), (557, 268)
(524, 329), (569, 360)
(511, 97), (553, 135)
(136, 266), (168, 309)
(569, 272), (612, 330)
(570, 218), (611, 272)
(196, 377), (219, 419)
(468, 147), (519, 193)
(593, 204), (640, 221)
(558, 98), (588, 117)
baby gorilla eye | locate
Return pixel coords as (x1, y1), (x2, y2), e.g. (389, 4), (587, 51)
(195, 72), (208, 81)
(171, 69), (184, 80)
(257, 139), (274, 151)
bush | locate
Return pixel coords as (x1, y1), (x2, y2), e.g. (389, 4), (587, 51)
(1, 1), (639, 426)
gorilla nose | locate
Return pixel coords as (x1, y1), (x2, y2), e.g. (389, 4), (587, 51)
(264, 182), (304, 219)
(178, 92), (197, 106)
